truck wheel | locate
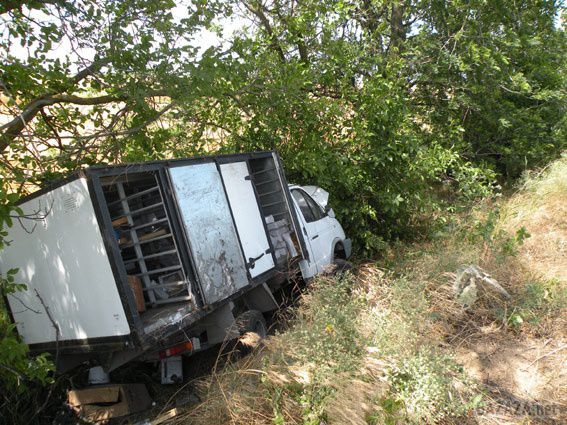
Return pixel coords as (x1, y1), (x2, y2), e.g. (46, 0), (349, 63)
(330, 258), (353, 275)
(234, 310), (267, 356)
(235, 310), (267, 339)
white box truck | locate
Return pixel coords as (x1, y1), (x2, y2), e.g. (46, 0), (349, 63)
(0, 151), (351, 374)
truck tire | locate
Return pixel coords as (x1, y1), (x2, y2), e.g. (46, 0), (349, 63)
(330, 258), (353, 275)
(235, 310), (267, 339)
(233, 310), (267, 357)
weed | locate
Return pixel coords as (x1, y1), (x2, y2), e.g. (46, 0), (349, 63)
(498, 278), (567, 328)
(386, 348), (480, 423)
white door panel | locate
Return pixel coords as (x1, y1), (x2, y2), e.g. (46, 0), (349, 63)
(293, 203), (318, 278)
(310, 220), (332, 272)
(0, 178), (130, 344)
(169, 163), (249, 305)
(290, 188), (332, 274)
(220, 162), (275, 278)
(314, 216), (336, 269)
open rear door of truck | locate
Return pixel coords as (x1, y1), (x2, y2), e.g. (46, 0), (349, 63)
(168, 162), (249, 305)
(219, 161), (275, 278)
(0, 176), (132, 350)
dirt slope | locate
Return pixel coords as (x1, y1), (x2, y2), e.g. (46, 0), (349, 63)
(147, 156), (566, 425)
(455, 156), (567, 424)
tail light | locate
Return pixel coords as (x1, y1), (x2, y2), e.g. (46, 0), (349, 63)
(159, 340), (194, 359)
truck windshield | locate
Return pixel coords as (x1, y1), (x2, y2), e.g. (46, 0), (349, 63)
(291, 189), (324, 223)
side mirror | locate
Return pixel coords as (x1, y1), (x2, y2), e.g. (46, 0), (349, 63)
(326, 207), (335, 218)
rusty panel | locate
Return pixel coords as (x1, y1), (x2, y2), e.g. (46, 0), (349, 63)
(169, 162), (248, 305)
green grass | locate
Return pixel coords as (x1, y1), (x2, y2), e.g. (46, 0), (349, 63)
(179, 269), (482, 425)
(173, 155), (567, 424)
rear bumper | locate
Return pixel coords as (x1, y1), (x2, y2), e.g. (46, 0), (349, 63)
(343, 238), (352, 259)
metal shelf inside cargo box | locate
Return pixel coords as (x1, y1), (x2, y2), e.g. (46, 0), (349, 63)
(101, 173), (191, 311)
(248, 156), (300, 266)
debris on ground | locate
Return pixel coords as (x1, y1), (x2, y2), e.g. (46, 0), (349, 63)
(67, 383), (152, 423)
(454, 265), (511, 307)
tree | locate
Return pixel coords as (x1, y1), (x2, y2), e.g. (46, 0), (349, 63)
(1, 0), (231, 186)
(0, 0), (564, 249)
(205, 0), (564, 245)
(410, 0), (567, 177)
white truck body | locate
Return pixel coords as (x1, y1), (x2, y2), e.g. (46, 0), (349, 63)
(0, 151), (350, 371)
(1, 178), (130, 345)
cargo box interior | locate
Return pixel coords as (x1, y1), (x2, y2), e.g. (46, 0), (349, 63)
(98, 156), (301, 334)
(100, 171), (194, 327)
(249, 157), (301, 265)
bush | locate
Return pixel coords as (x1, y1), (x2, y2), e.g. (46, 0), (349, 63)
(386, 349), (480, 423)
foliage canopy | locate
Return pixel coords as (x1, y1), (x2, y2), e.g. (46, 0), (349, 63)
(0, 0), (565, 250)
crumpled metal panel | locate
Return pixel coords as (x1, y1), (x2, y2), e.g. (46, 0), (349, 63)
(301, 185), (329, 208)
(169, 163), (248, 305)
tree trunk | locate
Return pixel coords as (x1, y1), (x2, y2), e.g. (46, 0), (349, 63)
(389, 2), (407, 54)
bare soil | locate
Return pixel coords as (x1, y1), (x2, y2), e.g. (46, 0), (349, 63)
(456, 330), (566, 424)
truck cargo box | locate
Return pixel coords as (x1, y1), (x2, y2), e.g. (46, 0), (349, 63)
(0, 151), (306, 356)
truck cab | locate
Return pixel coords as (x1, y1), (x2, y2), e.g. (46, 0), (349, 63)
(288, 185), (351, 278)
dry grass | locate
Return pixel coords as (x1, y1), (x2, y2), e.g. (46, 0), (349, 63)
(401, 154), (567, 423)
(399, 155), (567, 341)
(175, 349), (292, 424)
(162, 266), (478, 425)
(152, 154), (567, 425)
(502, 155), (567, 284)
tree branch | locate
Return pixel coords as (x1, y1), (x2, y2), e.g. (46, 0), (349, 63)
(44, 101), (175, 143)
(271, 2), (309, 64)
(0, 77), (167, 152)
(388, 3), (407, 54)
(39, 109), (64, 151)
(30, 289), (59, 421)
(243, 1), (286, 62)
(0, 0), (66, 15)
(0, 57), (110, 151)
(0, 363), (25, 383)
(296, 34), (309, 64)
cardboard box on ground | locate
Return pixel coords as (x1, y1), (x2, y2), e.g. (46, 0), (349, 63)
(68, 384), (152, 422)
